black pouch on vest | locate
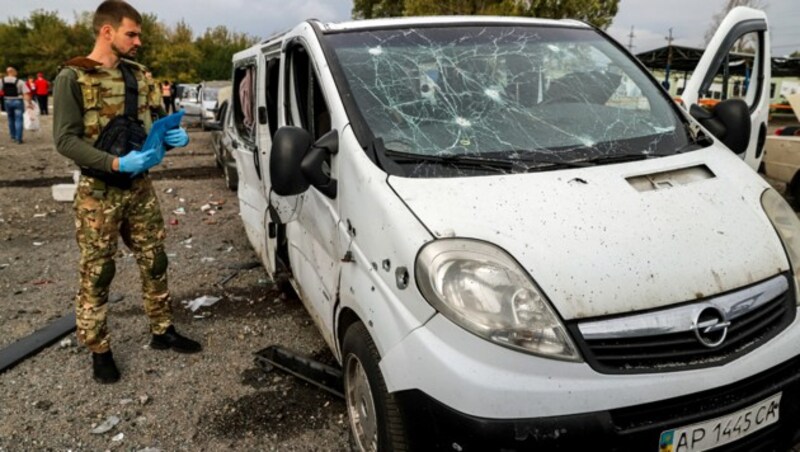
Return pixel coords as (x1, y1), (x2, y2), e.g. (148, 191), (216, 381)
(81, 63), (147, 189)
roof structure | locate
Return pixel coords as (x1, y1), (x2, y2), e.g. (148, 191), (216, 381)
(636, 45), (800, 77)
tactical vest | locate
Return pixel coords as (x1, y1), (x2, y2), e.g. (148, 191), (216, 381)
(61, 57), (154, 146)
(2, 78), (19, 97)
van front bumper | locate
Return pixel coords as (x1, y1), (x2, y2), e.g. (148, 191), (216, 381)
(394, 353), (800, 451)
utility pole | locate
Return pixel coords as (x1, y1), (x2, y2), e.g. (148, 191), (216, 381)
(627, 26), (636, 52)
(664, 28), (674, 91)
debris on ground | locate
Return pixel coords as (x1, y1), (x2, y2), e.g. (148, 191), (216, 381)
(172, 207), (186, 216)
(182, 295), (221, 312)
(91, 415), (120, 434)
(51, 184), (76, 202)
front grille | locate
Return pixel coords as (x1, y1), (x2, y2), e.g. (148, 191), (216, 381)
(610, 353), (800, 434)
(570, 274), (795, 374)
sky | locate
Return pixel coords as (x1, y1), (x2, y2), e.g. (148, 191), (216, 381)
(1, 0), (799, 57)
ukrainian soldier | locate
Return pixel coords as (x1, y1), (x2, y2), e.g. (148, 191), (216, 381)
(53, 0), (198, 384)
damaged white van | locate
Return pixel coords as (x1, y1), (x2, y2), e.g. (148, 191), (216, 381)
(231, 7), (800, 451)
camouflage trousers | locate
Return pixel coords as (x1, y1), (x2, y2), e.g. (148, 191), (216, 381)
(73, 175), (172, 353)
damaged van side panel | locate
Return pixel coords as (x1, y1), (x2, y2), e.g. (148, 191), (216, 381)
(335, 126), (436, 359)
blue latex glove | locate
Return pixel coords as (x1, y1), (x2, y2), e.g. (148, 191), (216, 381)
(117, 148), (162, 174)
(164, 128), (189, 148)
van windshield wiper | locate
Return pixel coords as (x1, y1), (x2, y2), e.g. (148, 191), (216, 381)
(384, 149), (515, 173)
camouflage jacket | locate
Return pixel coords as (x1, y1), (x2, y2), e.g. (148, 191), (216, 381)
(60, 56), (157, 144)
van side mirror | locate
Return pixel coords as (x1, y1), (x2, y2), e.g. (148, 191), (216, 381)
(269, 127), (339, 198)
(270, 126), (312, 196)
(689, 99), (751, 155)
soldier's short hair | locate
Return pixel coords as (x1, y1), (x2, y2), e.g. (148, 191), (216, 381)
(93, 0), (142, 35)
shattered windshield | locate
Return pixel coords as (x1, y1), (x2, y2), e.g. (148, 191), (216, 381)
(326, 26), (696, 176)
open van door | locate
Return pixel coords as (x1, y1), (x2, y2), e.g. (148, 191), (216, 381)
(682, 7), (770, 170)
(258, 48), (303, 277)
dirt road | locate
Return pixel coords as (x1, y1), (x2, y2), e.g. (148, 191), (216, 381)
(0, 114), (350, 451)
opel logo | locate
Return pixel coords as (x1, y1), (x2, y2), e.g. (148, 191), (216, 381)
(693, 306), (730, 348)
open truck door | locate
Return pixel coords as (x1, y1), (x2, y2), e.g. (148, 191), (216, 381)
(681, 7), (770, 170)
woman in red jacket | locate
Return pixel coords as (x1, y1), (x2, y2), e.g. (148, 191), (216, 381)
(35, 73), (49, 115)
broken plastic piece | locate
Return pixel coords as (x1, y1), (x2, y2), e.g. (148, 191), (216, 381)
(182, 295), (221, 312)
(91, 415), (120, 434)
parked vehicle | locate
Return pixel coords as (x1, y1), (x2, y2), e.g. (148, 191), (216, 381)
(762, 93), (800, 201)
(199, 80), (230, 130)
(232, 9), (800, 451)
(208, 86), (238, 190)
(175, 83), (200, 116)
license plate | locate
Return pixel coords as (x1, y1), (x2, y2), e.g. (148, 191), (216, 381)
(658, 392), (781, 452)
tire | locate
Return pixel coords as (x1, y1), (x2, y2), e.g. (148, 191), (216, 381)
(342, 322), (408, 452)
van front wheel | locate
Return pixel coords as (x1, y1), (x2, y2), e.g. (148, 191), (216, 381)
(342, 322), (408, 452)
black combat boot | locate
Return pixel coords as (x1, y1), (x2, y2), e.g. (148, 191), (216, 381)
(92, 351), (120, 384)
(150, 325), (202, 353)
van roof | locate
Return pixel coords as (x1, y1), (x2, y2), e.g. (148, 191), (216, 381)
(234, 16), (591, 61)
(318, 15), (590, 33)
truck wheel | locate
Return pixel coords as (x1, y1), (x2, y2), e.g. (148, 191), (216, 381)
(342, 322), (408, 452)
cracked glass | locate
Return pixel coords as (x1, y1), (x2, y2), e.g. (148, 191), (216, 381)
(326, 26), (700, 177)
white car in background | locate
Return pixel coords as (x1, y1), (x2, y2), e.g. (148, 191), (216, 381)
(175, 83), (200, 116)
(198, 81), (230, 130)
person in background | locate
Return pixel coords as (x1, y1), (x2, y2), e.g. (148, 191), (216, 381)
(26, 75), (37, 104)
(35, 73), (50, 115)
(3, 67), (33, 143)
(161, 79), (172, 114)
(53, 0), (199, 384)
(169, 80), (176, 113)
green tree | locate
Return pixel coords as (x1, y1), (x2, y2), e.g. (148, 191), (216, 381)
(0, 9), (258, 83)
(791, 51), (800, 58)
(136, 13), (169, 74)
(352, 0), (405, 19)
(0, 18), (30, 74)
(356, 0), (619, 29)
(21, 10), (73, 79)
(195, 26), (257, 81)
(151, 20), (201, 82)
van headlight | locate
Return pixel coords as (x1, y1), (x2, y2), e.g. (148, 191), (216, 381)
(415, 239), (581, 361)
(761, 189), (800, 305)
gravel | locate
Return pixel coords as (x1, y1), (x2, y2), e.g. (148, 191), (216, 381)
(0, 115), (350, 451)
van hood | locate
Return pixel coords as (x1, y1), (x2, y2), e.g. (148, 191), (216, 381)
(388, 147), (789, 320)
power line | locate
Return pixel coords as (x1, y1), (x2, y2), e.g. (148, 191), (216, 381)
(627, 26), (636, 52)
